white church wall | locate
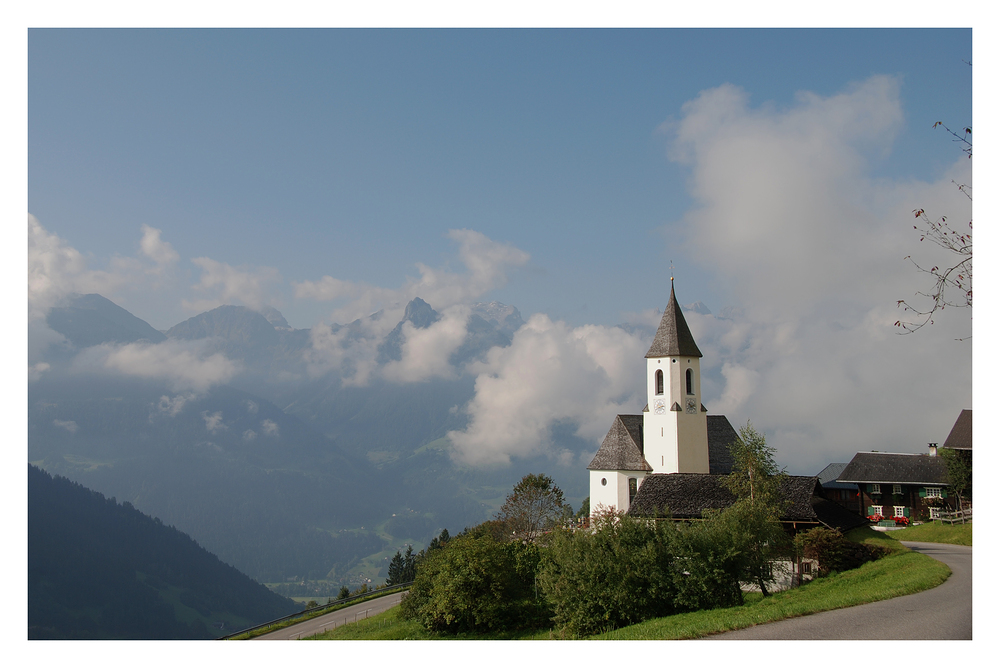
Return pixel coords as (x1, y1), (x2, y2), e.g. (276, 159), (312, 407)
(589, 469), (646, 517)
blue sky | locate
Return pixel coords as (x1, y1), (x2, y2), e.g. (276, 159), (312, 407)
(27, 27), (975, 475)
(29, 28), (971, 329)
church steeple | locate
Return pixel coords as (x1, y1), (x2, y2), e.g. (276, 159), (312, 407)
(645, 280), (702, 359)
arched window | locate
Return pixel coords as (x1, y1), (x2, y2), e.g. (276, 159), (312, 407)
(628, 478), (638, 506)
(686, 368), (693, 395)
(655, 370), (663, 395)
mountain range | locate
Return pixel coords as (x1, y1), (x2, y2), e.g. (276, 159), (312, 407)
(30, 292), (559, 587)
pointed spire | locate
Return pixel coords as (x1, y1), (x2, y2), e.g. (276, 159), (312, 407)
(645, 281), (703, 358)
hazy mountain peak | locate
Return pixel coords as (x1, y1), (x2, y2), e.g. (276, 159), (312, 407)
(376, 298), (441, 365)
(45, 293), (166, 348)
(402, 297), (440, 329)
(683, 301), (712, 315)
(165, 306), (281, 361)
(258, 306), (290, 329)
(470, 301), (523, 337)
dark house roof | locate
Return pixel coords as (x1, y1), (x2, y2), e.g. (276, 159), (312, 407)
(627, 473), (824, 526)
(645, 282), (702, 359)
(811, 498), (870, 533)
(816, 463), (858, 490)
(837, 452), (948, 486)
(587, 415), (652, 472)
(706, 415), (738, 476)
(589, 414), (738, 474)
(942, 409), (972, 450)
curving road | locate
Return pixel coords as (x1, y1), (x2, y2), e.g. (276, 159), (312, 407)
(252, 592), (405, 640)
(709, 541), (971, 640)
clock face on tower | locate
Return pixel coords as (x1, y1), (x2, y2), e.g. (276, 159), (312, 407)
(685, 398), (697, 414)
(654, 399), (666, 415)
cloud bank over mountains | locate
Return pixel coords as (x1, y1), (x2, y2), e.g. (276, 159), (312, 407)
(661, 75), (971, 473)
(27, 76), (971, 474)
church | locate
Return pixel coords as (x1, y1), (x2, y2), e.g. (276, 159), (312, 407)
(587, 279), (740, 517)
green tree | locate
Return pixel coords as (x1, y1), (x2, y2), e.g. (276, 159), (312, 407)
(538, 510), (679, 636)
(495, 473), (567, 541)
(385, 545), (417, 586)
(720, 421), (790, 596)
(724, 421), (786, 506)
(793, 526), (887, 577)
(336, 585), (350, 600)
(400, 533), (547, 633)
(575, 496), (590, 520)
(940, 448), (972, 519)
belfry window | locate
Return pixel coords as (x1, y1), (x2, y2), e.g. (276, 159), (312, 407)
(655, 370), (663, 395)
(686, 368), (693, 395)
(628, 478), (638, 506)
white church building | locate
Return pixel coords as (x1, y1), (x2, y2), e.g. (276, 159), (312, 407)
(588, 280), (739, 517)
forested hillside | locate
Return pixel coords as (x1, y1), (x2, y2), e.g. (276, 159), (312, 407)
(28, 465), (300, 639)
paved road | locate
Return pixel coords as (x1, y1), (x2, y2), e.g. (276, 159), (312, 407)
(709, 542), (971, 640)
(252, 592), (405, 640)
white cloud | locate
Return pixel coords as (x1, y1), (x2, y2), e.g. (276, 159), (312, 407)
(245, 400), (259, 414)
(184, 256), (281, 312)
(53, 419), (78, 433)
(243, 429), (257, 441)
(27, 216), (185, 330)
(261, 419), (279, 436)
(382, 305), (471, 383)
(139, 224), (180, 270)
(303, 322), (382, 386)
(28, 362), (51, 383)
(203, 411), (226, 434)
(661, 76), (972, 473)
(74, 339), (240, 393)
(156, 393), (194, 417)
(28, 214), (130, 318)
(295, 229), (529, 386)
(294, 229), (528, 320)
(448, 314), (647, 466)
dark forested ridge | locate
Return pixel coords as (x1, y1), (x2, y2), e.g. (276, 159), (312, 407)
(28, 465), (299, 639)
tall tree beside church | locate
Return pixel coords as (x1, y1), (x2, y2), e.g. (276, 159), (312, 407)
(495, 473), (567, 541)
(724, 421), (786, 506)
(720, 422), (790, 596)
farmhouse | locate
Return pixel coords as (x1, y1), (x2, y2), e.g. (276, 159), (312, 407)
(836, 452), (949, 523)
(833, 410), (971, 524)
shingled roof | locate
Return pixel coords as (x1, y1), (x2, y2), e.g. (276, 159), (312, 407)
(943, 409), (972, 450)
(706, 415), (738, 475)
(587, 415), (652, 472)
(837, 452), (948, 485)
(626, 473), (823, 524)
(645, 281), (702, 358)
(816, 462), (857, 490)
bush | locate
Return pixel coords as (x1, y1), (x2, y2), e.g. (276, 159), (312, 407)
(537, 511), (679, 636)
(400, 533), (547, 634)
(795, 527), (888, 576)
(670, 514), (745, 610)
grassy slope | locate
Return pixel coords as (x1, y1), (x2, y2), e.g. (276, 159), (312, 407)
(879, 521), (972, 546)
(304, 527), (950, 640)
